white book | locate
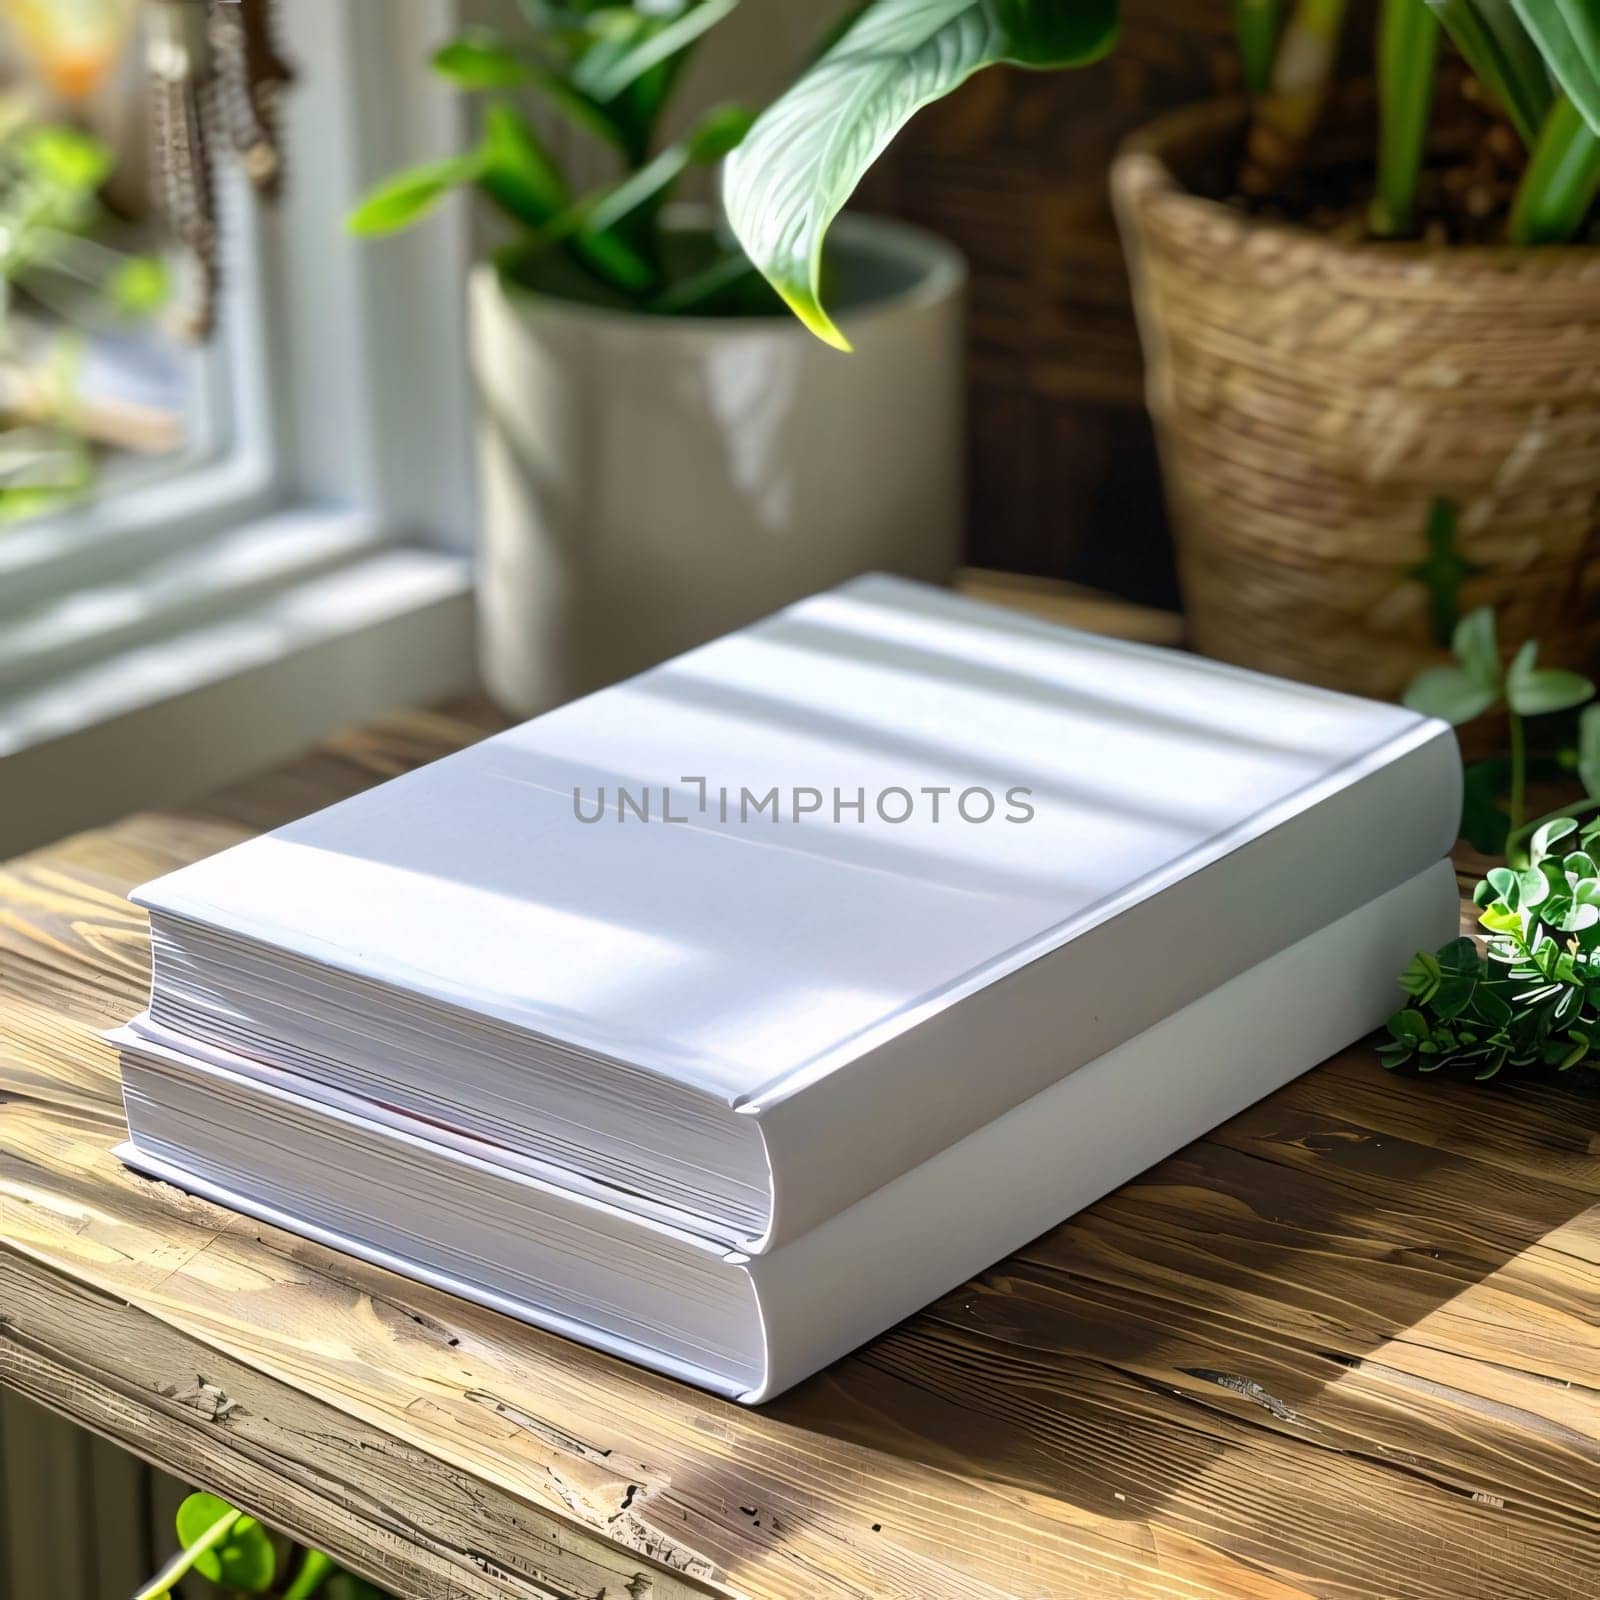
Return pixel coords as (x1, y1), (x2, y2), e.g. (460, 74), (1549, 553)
(130, 576), (1460, 1250)
(117, 860), (1460, 1403)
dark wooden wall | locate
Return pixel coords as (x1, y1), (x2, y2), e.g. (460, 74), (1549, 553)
(866, 2), (1241, 607)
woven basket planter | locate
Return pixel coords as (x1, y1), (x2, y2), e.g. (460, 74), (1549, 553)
(1113, 98), (1600, 701)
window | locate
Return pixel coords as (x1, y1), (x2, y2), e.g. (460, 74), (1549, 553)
(0, 0), (479, 856)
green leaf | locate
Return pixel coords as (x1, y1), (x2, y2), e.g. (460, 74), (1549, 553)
(573, 0), (742, 103)
(509, 102), (752, 266)
(496, 47), (633, 153)
(1438, 935), (1482, 972)
(1389, 1007), (1432, 1043)
(1508, 92), (1600, 242)
(477, 101), (567, 224)
(1372, 0), (1441, 236)
(1235, 0), (1287, 94)
(685, 100), (756, 163)
(174, 1493), (277, 1592)
(1398, 948), (1443, 997)
(20, 124), (113, 192)
(283, 1548), (339, 1600)
(1515, 864), (1551, 907)
(1510, 0), (1600, 136)
(1578, 704), (1600, 799)
(1476, 986), (1514, 1026)
(1487, 864), (1519, 902)
(1402, 664), (1500, 724)
(477, 102), (654, 293)
(1452, 604), (1502, 687)
(1425, 0), (1555, 147)
(433, 29), (536, 88)
(1505, 652), (1596, 717)
(347, 153), (483, 235)
(1554, 1031), (1593, 1069)
(1433, 973), (1480, 1018)
(108, 254), (170, 318)
(724, 0), (1119, 348)
(1532, 814), (1580, 860)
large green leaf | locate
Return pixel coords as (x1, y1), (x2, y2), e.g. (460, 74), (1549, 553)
(724, 0), (1119, 348)
(1425, 0), (1554, 146)
(1511, 0), (1600, 135)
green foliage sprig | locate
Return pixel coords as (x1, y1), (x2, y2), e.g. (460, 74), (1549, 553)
(1403, 604), (1599, 854)
(136, 1492), (390, 1600)
(1382, 814), (1600, 1081)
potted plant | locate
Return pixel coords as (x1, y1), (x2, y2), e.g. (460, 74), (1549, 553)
(352, 1), (967, 716)
(722, 0), (1600, 702)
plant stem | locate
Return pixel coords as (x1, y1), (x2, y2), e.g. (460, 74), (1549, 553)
(1235, 0), (1287, 94)
(1242, 0), (1350, 194)
(1371, 0), (1440, 236)
(1509, 94), (1600, 244)
(132, 1509), (241, 1600)
(1508, 708), (1526, 844)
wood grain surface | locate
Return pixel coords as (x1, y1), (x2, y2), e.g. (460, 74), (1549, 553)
(1, 699), (1596, 1600)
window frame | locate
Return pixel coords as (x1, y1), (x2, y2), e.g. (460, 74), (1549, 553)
(0, 0), (483, 855)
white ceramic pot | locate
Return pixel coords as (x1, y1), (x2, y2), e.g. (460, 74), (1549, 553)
(469, 213), (967, 715)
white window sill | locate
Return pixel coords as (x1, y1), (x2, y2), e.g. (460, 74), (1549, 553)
(0, 532), (475, 856)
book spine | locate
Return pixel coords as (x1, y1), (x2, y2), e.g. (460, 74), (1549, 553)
(742, 860), (1459, 1401)
(752, 721), (1462, 1248)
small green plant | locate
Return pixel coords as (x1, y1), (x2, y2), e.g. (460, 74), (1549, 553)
(1382, 813), (1600, 1081)
(1403, 605), (1599, 855)
(136, 1492), (391, 1600)
(349, 1), (778, 317)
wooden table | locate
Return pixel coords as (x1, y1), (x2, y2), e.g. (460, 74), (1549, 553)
(1, 698), (1596, 1600)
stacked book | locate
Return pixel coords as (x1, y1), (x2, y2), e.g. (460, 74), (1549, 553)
(115, 576), (1462, 1402)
